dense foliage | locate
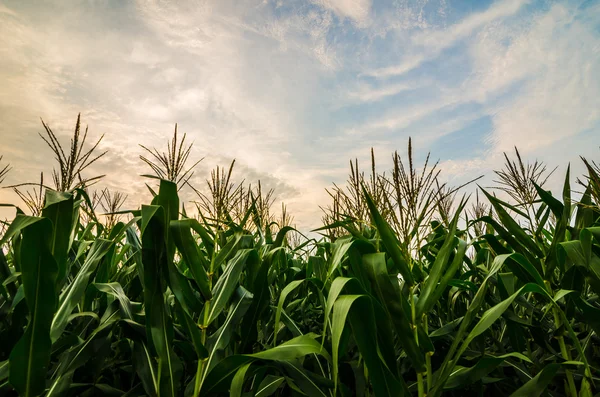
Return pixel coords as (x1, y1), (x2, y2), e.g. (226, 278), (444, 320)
(1, 117), (600, 396)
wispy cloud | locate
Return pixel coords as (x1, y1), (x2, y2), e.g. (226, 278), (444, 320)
(0, 0), (598, 229)
(0, 3), (16, 16)
(412, 0), (529, 49)
(345, 81), (422, 103)
(472, 3), (600, 153)
(311, 0), (372, 26)
(364, 0), (530, 78)
(362, 56), (426, 79)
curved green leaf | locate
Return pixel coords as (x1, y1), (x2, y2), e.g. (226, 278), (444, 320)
(50, 238), (114, 342)
(170, 219), (212, 300)
(362, 186), (414, 285)
(509, 362), (584, 397)
(274, 279), (304, 345)
(9, 218), (58, 397)
(333, 294), (406, 397)
(255, 375), (285, 397)
(41, 190), (74, 286)
(207, 249), (258, 326)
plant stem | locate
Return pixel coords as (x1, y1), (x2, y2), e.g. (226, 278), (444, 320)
(412, 288), (426, 396)
(557, 335), (577, 396)
(423, 315), (432, 392)
(417, 372), (425, 397)
(411, 286), (418, 343)
(553, 308), (577, 397)
(194, 299), (211, 397)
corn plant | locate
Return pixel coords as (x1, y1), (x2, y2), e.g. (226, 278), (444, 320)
(491, 147), (557, 238)
(0, 118), (599, 397)
(191, 159), (244, 229)
(39, 113), (107, 191)
(95, 188), (128, 233)
(10, 173), (46, 216)
(305, 156), (599, 396)
(140, 123), (203, 189)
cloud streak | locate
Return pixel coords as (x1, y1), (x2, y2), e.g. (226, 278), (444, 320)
(364, 0), (530, 78)
(0, 0), (598, 230)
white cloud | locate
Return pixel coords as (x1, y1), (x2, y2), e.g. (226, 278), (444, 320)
(438, 157), (491, 178)
(365, 0), (529, 78)
(365, 100), (451, 131)
(359, 1), (599, 164)
(1, 0), (598, 229)
(310, 0), (371, 26)
(346, 81), (417, 103)
(0, 0), (348, 228)
(136, 0), (341, 70)
(412, 0), (528, 49)
(361, 56), (425, 78)
(469, 4), (600, 153)
(0, 3), (16, 16)
(129, 41), (168, 66)
(346, 92), (464, 137)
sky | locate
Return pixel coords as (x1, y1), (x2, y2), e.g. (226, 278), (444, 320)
(0, 0), (599, 231)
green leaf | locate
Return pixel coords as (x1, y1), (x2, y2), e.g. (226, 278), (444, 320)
(132, 341), (158, 397)
(50, 238), (114, 342)
(240, 250), (276, 352)
(429, 317), (463, 338)
(505, 253), (546, 289)
(0, 249), (17, 297)
(170, 219), (212, 300)
(200, 356), (255, 396)
(480, 188), (544, 258)
(9, 218), (58, 397)
(93, 282), (133, 319)
(430, 253), (507, 397)
(255, 375), (285, 397)
(574, 185), (594, 233)
(47, 303), (122, 397)
(461, 284), (544, 353)
(416, 218), (461, 317)
(252, 334), (331, 362)
(309, 255), (327, 281)
(274, 279), (305, 345)
(445, 352), (531, 389)
(0, 214), (44, 246)
(206, 249), (258, 326)
(204, 286), (254, 374)
(362, 253), (424, 371)
(327, 237), (375, 281)
(229, 363), (252, 397)
(189, 219), (215, 259)
(0, 360), (8, 383)
(333, 295), (406, 397)
(166, 258), (203, 314)
(41, 190), (74, 286)
(140, 204), (182, 397)
(331, 294), (352, 395)
(201, 335), (330, 396)
(362, 186), (414, 285)
(274, 226), (295, 248)
(509, 363), (561, 397)
(533, 183), (563, 218)
(153, 179), (179, 259)
(278, 361), (328, 397)
(212, 233), (243, 273)
(323, 277), (363, 340)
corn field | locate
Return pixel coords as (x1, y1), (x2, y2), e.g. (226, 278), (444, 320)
(1, 116), (600, 397)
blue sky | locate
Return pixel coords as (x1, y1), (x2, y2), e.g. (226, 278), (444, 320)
(0, 0), (599, 229)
